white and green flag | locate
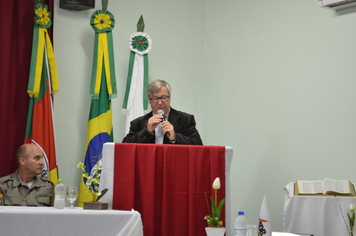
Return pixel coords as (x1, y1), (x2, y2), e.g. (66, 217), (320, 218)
(122, 16), (152, 134)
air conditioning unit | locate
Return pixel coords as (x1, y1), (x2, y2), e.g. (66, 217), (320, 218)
(317, 0), (356, 9)
(60, 0), (95, 11)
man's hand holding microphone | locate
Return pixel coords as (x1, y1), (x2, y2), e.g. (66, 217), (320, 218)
(147, 109), (175, 141)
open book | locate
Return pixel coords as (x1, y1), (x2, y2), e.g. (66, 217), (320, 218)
(295, 178), (355, 196)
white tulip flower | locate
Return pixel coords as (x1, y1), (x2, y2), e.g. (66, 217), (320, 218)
(350, 203), (355, 213)
(213, 177), (221, 190)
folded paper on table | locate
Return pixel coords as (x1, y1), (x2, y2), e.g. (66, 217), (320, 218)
(272, 233), (313, 236)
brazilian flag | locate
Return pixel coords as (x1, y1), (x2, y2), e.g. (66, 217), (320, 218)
(78, 4), (116, 205)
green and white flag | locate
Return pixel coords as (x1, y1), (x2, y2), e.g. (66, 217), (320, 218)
(122, 17), (152, 134)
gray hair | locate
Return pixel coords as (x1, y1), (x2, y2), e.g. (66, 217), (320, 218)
(146, 80), (171, 97)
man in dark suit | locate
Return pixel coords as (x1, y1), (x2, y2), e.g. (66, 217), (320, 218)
(122, 79), (203, 145)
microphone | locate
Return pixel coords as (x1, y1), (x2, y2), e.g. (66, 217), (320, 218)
(157, 109), (164, 119)
(157, 110), (170, 138)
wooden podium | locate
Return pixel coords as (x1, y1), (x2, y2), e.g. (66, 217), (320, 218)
(99, 143), (233, 236)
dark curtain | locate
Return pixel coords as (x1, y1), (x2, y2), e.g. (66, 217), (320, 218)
(0, 0), (54, 177)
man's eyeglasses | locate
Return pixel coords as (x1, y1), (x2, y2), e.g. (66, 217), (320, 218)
(149, 96), (170, 103)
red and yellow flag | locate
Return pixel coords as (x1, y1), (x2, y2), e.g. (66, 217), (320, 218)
(25, 3), (58, 184)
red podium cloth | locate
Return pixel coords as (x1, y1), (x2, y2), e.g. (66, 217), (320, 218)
(113, 143), (226, 236)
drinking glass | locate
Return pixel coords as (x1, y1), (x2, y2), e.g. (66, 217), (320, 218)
(66, 186), (79, 208)
(245, 225), (259, 236)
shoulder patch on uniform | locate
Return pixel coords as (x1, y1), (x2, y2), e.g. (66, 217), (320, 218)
(0, 175), (13, 184)
(42, 178), (55, 186)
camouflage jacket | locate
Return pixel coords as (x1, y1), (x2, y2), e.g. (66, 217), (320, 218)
(0, 170), (54, 206)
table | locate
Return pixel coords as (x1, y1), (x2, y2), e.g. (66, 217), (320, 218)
(283, 182), (356, 236)
(99, 143), (233, 236)
(0, 206), (143, 236)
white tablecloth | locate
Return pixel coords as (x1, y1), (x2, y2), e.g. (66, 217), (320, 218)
(283, 182), (356, 236)
(0, 206), (143, 236)
(99, 142), (233, 236)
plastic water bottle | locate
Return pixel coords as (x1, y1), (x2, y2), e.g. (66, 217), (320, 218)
(234, 211), (248, 236)
(54, 178), (66, 209)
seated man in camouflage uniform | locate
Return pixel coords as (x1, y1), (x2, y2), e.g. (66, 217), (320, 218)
(0, 143), (54, 206)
